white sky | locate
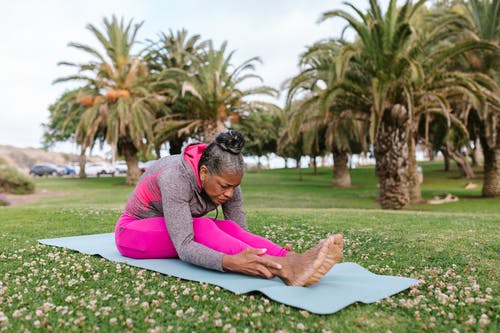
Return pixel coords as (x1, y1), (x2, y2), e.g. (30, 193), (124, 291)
(0, 0), (387, 155)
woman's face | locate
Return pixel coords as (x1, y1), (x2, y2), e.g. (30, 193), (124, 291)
(200, 166), (243, 205)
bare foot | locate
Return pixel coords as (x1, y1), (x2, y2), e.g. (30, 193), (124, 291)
(304, 234), (344, 286)
(333, 233), (344, 247)
(274, 239), (330, 286)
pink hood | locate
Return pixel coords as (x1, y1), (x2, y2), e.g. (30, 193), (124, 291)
(183, 143), (207, 189)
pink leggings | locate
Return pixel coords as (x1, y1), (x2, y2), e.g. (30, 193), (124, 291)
(115, 213), (287, 259)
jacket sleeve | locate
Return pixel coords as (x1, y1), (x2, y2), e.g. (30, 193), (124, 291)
(158, 170), (225, 271)
(222, 186), (248, 230)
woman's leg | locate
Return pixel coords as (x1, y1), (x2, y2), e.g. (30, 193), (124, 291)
(115, 215), (256, 258)
(192, 217), (255, 255)
(115, 214), (287, 258)
(115, 213), (177, 259)
(193, 217), (287, 257)
(115, 215), (342, 286)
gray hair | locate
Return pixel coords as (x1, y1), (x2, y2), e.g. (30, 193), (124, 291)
(198, 130), (246, 175)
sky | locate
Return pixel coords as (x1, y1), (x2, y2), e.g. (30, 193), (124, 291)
(0, 0), (387, 156)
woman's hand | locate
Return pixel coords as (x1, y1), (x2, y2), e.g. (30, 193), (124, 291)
(284, 244), (294, 252)
(222, 248), (282, 279)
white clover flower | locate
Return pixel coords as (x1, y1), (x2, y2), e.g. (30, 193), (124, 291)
(465, 315), (476, 325)
(0, 311), (8, 325)
(479, 314), (490, 326)
(297, 322), (306, 330)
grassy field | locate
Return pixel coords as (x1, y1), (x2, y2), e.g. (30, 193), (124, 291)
(0, 162), (498, 332)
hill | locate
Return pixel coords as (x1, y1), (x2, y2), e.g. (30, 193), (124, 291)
(0, 145), (105, 172)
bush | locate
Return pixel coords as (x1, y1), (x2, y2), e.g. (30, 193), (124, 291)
(0, 193), (10, 206)
(0, 165), (35, 194)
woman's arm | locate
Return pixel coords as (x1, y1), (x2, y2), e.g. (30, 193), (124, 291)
(222, 249), (282, 278)
(159, 172), (226, 271)
(159, 172), (281, 276)
(221, 186), (284, 277)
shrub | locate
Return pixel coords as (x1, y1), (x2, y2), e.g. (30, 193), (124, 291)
(0, 165), (35, 194)
(0, 193), (10, 206)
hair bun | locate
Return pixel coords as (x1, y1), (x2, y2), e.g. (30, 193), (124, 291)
(215, 130), (245, 154)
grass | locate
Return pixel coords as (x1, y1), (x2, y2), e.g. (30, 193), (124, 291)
(0, 162), (498, 332)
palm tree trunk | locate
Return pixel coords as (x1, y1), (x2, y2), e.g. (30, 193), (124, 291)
(311, 155), (317, 175)
(480, 124), (500, 197)
(154, 144), (161, 159)
(203, 119), (227, 143)
(78, 146), (87, 178)
(468, 140), (479, 167)
(440, 149), (451, 171)
(122, 141), (141, 185)
(295, 158), (301, 169)
(332, 145), (351, 187)
(408, 133), (423, 203)
(374, 105), (410, 210)
(428, 148), (435, 161)
(442, 143), (476, 178)
(169, 137), (184, 155)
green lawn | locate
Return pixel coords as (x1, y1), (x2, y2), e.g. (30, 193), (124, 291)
(0, 162), (498, 332)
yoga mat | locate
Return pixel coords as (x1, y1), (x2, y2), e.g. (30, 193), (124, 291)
(39, 233), (418, 314)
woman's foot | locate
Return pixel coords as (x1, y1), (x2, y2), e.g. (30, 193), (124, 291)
(304, 234), (344, 286)
(275, 239), (330, 286)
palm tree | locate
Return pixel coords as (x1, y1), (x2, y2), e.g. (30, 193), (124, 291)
(285, 40), (370, 186)
(444, 0), (500, 196)
(392, 1), (499, 201)
(43, 89), (85, 151)
(320, 0), (497, 208)
(234, 108), (281, 170)
(43, 89), (95, 178)
(420, 111), (476, 178)
(145, 29), (208, 155)
(53, 16), (167, 185)
(319, 0), (428, 208)
(175, 41), (278, 142)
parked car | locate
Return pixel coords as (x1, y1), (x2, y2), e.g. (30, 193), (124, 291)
(139, 160), (157, 173)
(29, 164), (61, 177)
(113, 161), (128, 174)
(85, 162), (116, 177)
(57, 164), (76, 176)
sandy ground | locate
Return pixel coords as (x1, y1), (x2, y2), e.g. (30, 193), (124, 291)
(2, 189), (65, 206)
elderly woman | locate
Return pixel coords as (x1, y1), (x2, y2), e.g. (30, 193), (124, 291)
(115, 130), (343, 286)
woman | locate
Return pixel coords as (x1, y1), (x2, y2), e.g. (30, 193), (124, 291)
(115, 130), (343, 286)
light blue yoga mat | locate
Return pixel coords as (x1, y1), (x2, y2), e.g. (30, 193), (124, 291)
(39, 233), (418, 314)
